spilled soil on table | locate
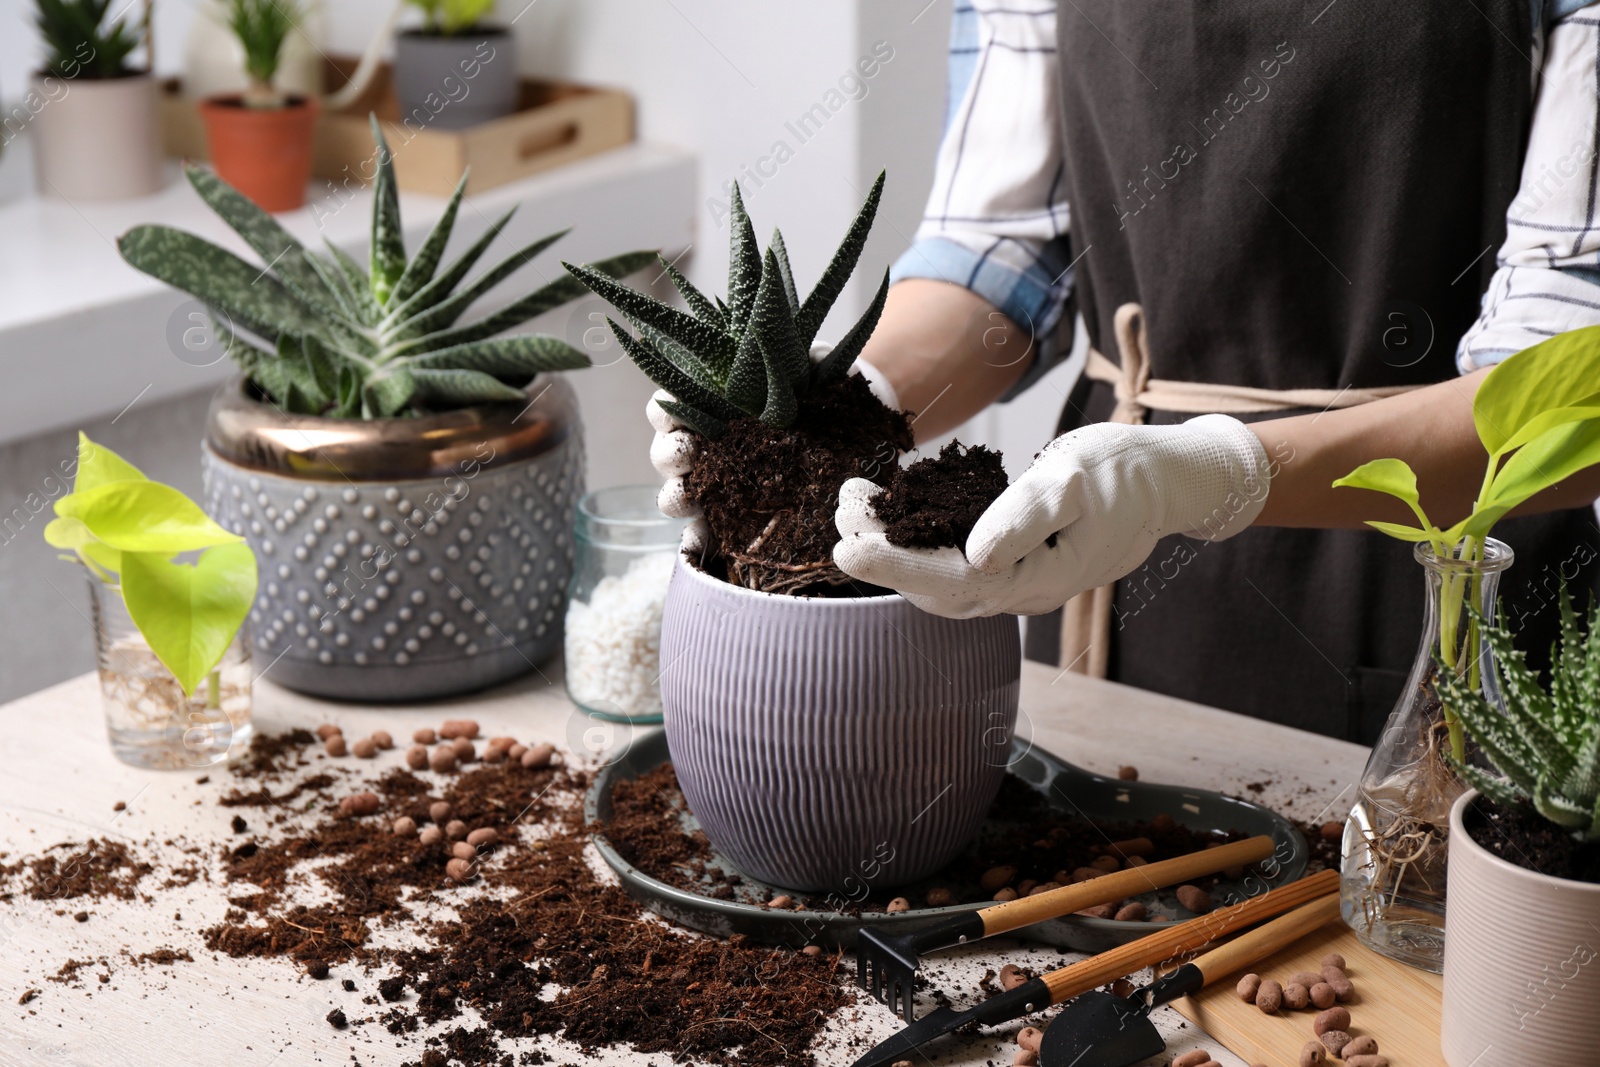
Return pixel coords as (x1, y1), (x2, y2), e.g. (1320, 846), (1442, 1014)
(0, 731), (851, 1067)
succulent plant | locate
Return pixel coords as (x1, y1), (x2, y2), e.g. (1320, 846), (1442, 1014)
(405, 0), (498, 35)
(562, 172), (889, 439)
(118, 120), (652, 419)
(1439, 590), (1600, 841)
(34, 0), (143, 80)
(221, 0), (303, 107)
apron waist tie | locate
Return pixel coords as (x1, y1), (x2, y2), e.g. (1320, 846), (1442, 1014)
(1060, 303), (1425, 678)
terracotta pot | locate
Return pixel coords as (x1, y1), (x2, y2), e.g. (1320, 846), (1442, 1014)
(393, 27), (519, 130)
(201, 375), (584, 701)
(1440, 789), (1600, 1065)
(659, 555), (1021, 892)
(198, 95), (319, 212)
(30, 72), (163, 201)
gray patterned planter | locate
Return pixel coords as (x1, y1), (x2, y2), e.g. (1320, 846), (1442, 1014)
(201, 375), (583, 702)
(659, 555), (1021, 893)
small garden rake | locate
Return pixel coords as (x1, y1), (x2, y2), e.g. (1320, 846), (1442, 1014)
(855, 834), (1277, 1022)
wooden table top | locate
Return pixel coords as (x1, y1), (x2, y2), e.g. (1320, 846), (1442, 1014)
(0, 660), (1368, 1066)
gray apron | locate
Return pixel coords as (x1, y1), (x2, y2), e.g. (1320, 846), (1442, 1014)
(1031, 0), (1600, 742)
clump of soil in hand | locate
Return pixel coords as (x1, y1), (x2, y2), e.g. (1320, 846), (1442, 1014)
(686, 373), (913, 595)
(1465, 792), (1600, 882)
(874, 441), (1008, 552)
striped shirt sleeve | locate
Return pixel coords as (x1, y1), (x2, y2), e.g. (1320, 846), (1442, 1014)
(890, 0), (1075, 399)
(1458, 8), (1600, 370)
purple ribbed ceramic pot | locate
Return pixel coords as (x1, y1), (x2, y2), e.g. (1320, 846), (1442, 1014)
(659, 555), (1021, 893)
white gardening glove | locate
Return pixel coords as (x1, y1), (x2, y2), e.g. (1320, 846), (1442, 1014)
(647, 349), (899, 535)
(833, 414), (1270, 618)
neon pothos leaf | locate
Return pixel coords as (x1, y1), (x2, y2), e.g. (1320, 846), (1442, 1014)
(1332, 457), (1436, 536)
(120, 542), (257, 697)
(56, 482), (242, 554)
(74, 431), (146, 492)
(1363, 520), (1437, 542)
(1472, 324), (1600, 454)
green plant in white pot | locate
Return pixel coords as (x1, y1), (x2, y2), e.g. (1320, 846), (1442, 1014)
(1331, 325), (1600, 969)
(1435, 592), (1600, 1066)
(30, 0), (163, 200)
(116, 121), (653, 701)
(394, 0), (518, 131)
(45, 435), (257, 769)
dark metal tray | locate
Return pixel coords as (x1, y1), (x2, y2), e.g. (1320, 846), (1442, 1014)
(585, 728), (1307, 951)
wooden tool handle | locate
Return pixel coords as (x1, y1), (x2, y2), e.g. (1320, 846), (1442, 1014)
(1190, 892), (1343, 985)
(979, 834), (1277, 936)
(1038, 867), (1339, 1005)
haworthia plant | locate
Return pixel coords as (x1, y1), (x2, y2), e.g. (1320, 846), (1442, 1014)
(563, 172), (890, 438)
(1438, 590), (1600, 842)
(117, 118), (655, 419)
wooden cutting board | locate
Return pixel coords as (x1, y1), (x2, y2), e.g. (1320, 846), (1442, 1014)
(1173, 923), (1444, 1066)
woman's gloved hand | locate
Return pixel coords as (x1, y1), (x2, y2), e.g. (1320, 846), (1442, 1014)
(646, 350), (900, 521)
(832, 414), (1271, 618)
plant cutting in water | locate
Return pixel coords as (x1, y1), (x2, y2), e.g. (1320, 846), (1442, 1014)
(43, 434), (257, 699)
(1334, 325), (1600, 957)
(1439, 590), (1600, 844)
(1336, 326), (1600, 762)
(117, 120), (653, 418)
(34, 0), (145, 79)
(404, 0), (497, 35)
(565, 173), (916, 594)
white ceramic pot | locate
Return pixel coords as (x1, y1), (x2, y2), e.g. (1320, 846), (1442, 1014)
(1440, 789), (1600, 1066)
(659, 555), (1021, 892)
(30, 73), (163, 201)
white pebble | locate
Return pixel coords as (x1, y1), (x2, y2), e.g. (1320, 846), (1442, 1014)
(564, 552), (675, 717)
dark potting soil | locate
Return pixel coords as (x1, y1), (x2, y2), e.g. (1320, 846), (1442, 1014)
(875, 441), (1008, 553)
(686, 373), (913, 596)
(1464, 792), (1600, 883)
(1, 728), (852, 1067)
(606, 763), (1270, 913)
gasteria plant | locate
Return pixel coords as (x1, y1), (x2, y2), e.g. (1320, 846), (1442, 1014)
(563, 173), (889, 439)
(1335, 326), (1600, 761)
(34, 0), (144, 79)
(1439, 590), (1600, 841)
(405, 0), (497, 35)
(117, 120), (652, 418)
(221, 0), (303, 108)
(44, 434), (256, 697)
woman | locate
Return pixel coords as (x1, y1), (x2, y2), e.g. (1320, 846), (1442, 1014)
(671, 0), (1600, 742)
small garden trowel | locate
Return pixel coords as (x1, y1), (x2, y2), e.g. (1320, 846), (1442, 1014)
(1038, 892), (1342, 1067)
(849, 869), (1338, 1067)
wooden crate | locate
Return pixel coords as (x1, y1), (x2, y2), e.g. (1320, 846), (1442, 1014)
(160, 55), (633, 197)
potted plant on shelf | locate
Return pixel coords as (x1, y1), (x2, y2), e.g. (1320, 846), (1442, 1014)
(1332, 326), (1600, 970)
(394, 0), (518, 131)
(565, 175), (1022, 894)
(198, 0), (318, 212)
(45, 435), (257, 769)
(1435, 591), (1600, 1067)
(30, 0), (163, 201)
(116, 120), (653, 701)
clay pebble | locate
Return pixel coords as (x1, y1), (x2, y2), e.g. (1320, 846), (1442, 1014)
(1255, 978), (1283, 1012)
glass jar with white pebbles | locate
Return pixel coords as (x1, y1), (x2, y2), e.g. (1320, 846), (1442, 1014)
(565, 486), (689, 724)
